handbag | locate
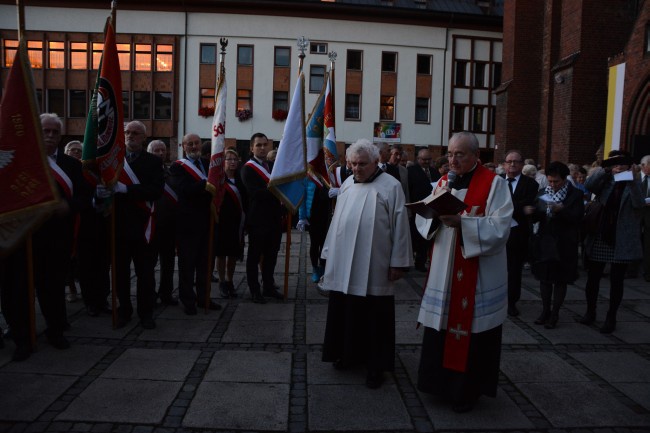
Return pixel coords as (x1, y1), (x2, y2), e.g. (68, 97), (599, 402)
(582, 200), (603, 234)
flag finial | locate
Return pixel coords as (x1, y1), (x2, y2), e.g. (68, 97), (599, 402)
(297, 36), (309, 73)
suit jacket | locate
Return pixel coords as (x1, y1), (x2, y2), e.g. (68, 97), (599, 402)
(408, 165), (435, 202)
(397, 165), (410, 204)
(170, 158), (212, 233)
(384, 163), (400, 181)
(115, 151), (164, 241)
(508, 174), (539, 230)
(241, 159), (283, 233)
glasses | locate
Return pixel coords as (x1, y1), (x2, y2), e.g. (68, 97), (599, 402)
(505, 160), (522, 165)
(225, 158), (238, 162)
(68, 148), (82, 153)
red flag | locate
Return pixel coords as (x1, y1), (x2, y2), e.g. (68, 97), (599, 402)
(95, 19), (125, 186)
(206, 59), (226, 215)
(0, 40), (59, 255)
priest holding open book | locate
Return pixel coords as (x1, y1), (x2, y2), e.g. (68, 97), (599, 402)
(413, 132), (513, 413)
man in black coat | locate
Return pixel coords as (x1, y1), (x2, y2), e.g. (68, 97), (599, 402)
(113, 121), (164, 329)
(241, 132), (284, 303)
(407, 148), (436, 272)
(503, 150), (539, 316)
(170, 133), (221, 315)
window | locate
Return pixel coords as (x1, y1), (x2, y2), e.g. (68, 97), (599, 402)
(455, 61), (467, 87)
(69, 90), (86, 118)
(417, 54), (432, 75)
(310, 42), (327, 54)
(347, 50), (362, 70)
(492, 63), (502, 88)
(345, 94), (360, 120)
(154, 91), (172, 119)
(117, 43), (130, 71)
(415, 97), (429, 123)
(238, 45), (253, 66)
(274, 47), (290, 67)
(200, 88), (215, 109)
(70, 42), (87, 70)
(310, 65), (326, 93)
(133, 91), (151, 119)
(273, 91), (289, 112)
(122, 91), (130, 119)
(200, 44), (216, 64)
(156, 44), (173, 71)
(135, 44), (151, 71)
(489, 106), (496, 133)
(3, 40), (17, 67)
(48, 41), (65, 69)
(92, 43), (103, 69)
(474, 62), (487, 88)
(237, 89), (252, 111)
(27, 41), (43, 69)
(47, 89), (64, 115)
(381, 52), (397, 72)
(472, 106), (486, 132)
(452, 104), (466, 131)
(380, 95), (395, 121)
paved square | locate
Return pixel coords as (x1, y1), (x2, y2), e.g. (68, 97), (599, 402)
(0, 373), (76, 421)
(204, 350), (291, 383)
(101, 348), (200, 380)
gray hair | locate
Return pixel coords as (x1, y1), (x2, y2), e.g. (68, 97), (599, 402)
(40, 112), (63, 130)
(640, 155), (650, 166)
(347, 138), (379, 162)
(125, 120), (146, 134)
(449, 131), (479, 153)
(64, 140), (82, 152)
(522, 164), (537, 177)
(147, 139), (166, 153)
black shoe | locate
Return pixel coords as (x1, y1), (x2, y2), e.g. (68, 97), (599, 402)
(262, 286), (284, 300)
(159, 295), (179, 306)
(116, 316), (132, 329)
(252, 292), (267, 304)
(600, 317), (616, 334)
(219, 282), (230, 299)
(544, 314), (559, 329)
(86, 305), (100, 317)
(507, 306), (520, 317)
(579, 310), (596, 325)
(12, 344), (31, 362)
(140, 318), (156, 329)
(184, 304), (198, 315)
(226, 281), (237, 298)
(534, 311), (550, 325)
(47, 334), (70, 350)
(365, 371), (384, 389)
(198, 300), (222, 311)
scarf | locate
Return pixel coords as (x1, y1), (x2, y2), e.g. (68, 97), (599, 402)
(544, 183), (569, 217)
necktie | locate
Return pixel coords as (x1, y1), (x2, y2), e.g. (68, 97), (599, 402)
(507, 177), (515, 195)
(380, 163), (386, 171)
(194, 159), (206, 176)
(643, 175), (649, 198)
(127, 152), (136, 163)
(424, 167), (431, 182)
(263, 161), (270, 172)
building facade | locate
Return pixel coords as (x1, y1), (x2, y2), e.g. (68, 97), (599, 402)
(0, 0), (503, 161)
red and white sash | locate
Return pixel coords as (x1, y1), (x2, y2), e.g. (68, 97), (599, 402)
(244, 159), (271, 184)
(224, 179), (246, 238)
(177, 158), (207, 181)
(120, 160), (155, 244)
(48, 158), (73, 199)
(163, 183), (178, 204)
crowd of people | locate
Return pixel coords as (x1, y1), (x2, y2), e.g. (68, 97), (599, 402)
(1, 118), (649, 415)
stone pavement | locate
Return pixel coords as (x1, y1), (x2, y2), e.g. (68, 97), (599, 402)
(0, 230), (649, 433)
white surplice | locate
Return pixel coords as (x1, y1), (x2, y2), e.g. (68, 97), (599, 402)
(416, 174), (513, 333)
(321, 172), (413, 296)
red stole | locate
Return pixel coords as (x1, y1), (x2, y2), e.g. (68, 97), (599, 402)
(442, 164), (496, 372)
(48, 157), (73, 199)
(224, 180), (243, 213)
(244, 159), (271, 183)
(120, 160), (155, 244)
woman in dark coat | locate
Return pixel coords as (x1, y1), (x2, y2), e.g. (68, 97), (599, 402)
(525, 162), (584, 329)
(580, 151), (644, 333)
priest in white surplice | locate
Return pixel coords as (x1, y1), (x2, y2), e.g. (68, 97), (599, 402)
(320, 139), (412, 389)
(415, 132), (513, 413)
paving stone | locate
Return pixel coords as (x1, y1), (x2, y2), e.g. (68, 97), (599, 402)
(306, 320), (325, 344)
(395, 304), (420, 322)
(204, 350), (291, 383)
(518, 382), (650, 427)
(502, 321), (539, 344)
(230, 303), (295, 321)
(137, 319), (217, 343)
(501, 352), (587, 383)
(611, 383), (650, 411)
(101, 348), (200, 381)
(66, 315), (136, 338)
(569, 352), (650, 382)
(0, 345), (110, 376)
(155, 303), (222, 321)
(306, 352), (393, 386)
(221, 320), (293, 344)
(398, 351), (421, 386)
(395, 321), (423, 344)
(57, 378), (181, 424)
(533, 321), (616, 344)
(420, 389), (534, 429)
(184, 382), (289, 431)
(610, 320), (650, 344)
(305, 304), (327, 322)
(308, 384), (411, 431)
(0, 373), (76, 421)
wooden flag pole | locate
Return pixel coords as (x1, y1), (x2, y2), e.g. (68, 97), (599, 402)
(205, 212), (215, 313)
(110, 207), (118, 328)
(283, 213), (291, 300)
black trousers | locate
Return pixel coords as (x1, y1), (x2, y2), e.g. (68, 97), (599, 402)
(506, 225), (528, 307)
(77, 213), (110, 309)
(1, 246), (30, 346)
(155, 223), (176, 298)
(115, 236), (156, 320)
(585, 259), (626, 317)
(246, 228), (281, 293)
(177, 226), (209, 307)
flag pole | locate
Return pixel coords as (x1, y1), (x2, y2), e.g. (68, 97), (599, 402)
(328, 51), (336, 132)
(110, 0), (119, 328)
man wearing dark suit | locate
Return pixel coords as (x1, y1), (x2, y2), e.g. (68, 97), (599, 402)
(1, 113), (90, 361)
(408, 148), (436, 272)
(241, 132), (284, 303)
(389, 144), (410, 203)
(113, 121), (164, 329)
(504, 150), (539, 316)
(170, 133), (221, 315)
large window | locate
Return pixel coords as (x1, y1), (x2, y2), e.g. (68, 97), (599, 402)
(47, 89), (64, 115)
(381, 52), (397, 72)
(347, 50), (362, 70)
(154, 91), (172, 119)
(135, 44), (151, 71)
(156, 44), (173, 71)
(455, 61), (467, 87)
(474, 62), (487, 88)
(238, 45), (253, 66)
(417, 54), (432, 75)
(452, 104), (466, 131)
(345, 94), (360, 120)
(27, 41), (43, 69)
(70, 42), (87, 70)
(237, 89), (252, 111)
(200, 44), (216, 64)
(273, 91), (289, 112)
(69, 90), (86, 118)
(117, 43), (130, 71)
(92, 43), (103, 69)
(133, 91), (150, 119)
(3, 39), (17, 67)
(415, 97), (429, 123)
(472, 106), (486, 132)
(492, 63), (502, 88)
(200, 88), (215, 109)
(380, 95), (395, 121)
(310, 65), (326, 93)
(48, 41), (65, 69)
(274, 47), (290, 67)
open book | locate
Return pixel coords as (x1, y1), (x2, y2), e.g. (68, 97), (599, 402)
(405, 189), (467, 219)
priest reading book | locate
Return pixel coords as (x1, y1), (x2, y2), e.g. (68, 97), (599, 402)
(406, 187), (467, 219)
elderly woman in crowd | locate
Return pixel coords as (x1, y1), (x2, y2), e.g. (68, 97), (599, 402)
(525, 162), (584, 328)
(579, 151), (645, 333)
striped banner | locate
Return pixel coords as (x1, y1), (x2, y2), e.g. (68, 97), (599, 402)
(604, 62), (625, 156)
